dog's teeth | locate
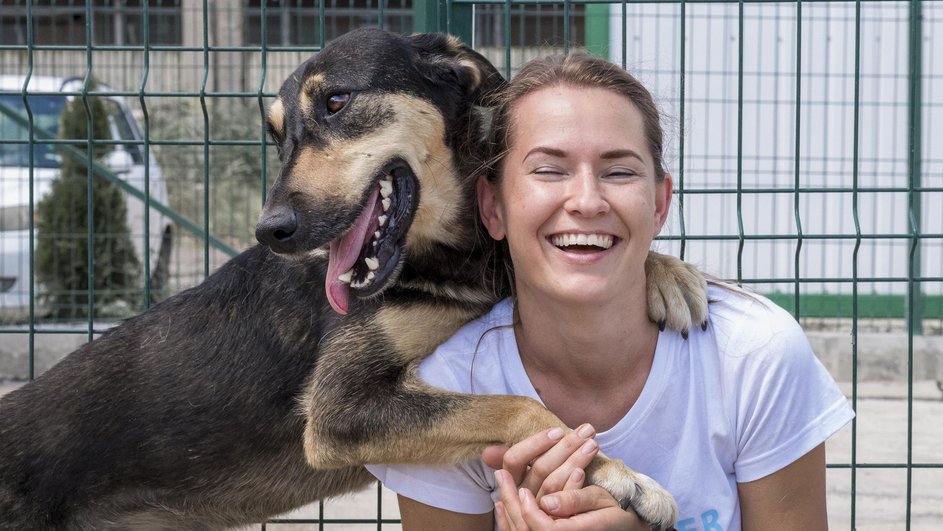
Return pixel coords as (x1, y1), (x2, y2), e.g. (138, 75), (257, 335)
(382, 198), (391, 211)
(366, 271), (375, 281)
(380, 179), (393, 198)
(378, 215), (388, 227)
(374, 230), (381, 240)
(365, 257), (379, 271)
(338, 270), (353, 284)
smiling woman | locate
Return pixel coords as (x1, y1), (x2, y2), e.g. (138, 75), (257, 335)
(367, 52), (854, 531)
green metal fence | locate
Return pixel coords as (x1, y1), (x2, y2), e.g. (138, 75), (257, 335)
(0, 0), (940, 529)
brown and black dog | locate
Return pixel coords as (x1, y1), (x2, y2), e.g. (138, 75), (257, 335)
(0, 28), (707, 530)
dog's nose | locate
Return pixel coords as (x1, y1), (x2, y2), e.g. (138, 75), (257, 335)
(256, 206), (298, 253)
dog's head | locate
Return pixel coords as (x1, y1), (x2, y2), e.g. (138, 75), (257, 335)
(256, 28), (504, 315)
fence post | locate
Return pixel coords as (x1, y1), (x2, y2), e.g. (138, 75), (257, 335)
(413, 0), (439, 34)
(415, 0), (472, 44)
(907, 0), (923, 336)
(584, 4), (610, 58)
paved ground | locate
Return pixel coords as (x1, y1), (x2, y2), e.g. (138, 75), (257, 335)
(2, 379), (940, 530)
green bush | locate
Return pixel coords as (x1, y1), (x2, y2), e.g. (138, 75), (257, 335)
(35, 82), (141, 319)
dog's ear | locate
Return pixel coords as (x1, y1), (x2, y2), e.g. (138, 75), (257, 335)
(409, 33), (506, 107)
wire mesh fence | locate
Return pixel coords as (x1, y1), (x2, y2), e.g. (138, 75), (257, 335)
(0, 0), (940, 529)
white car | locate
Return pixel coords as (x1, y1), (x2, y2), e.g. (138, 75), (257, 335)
(0, 76), (172, 320)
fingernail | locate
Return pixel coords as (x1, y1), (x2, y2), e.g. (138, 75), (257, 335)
(494, 470), (503, 487)
(542, 496), (559, 511)
(547, 427), (564, 441)
(577, 423), (595, 438)
(581, 439), (598, 454)
(519, 488), (527, 503)
(570, 468), (585, 484)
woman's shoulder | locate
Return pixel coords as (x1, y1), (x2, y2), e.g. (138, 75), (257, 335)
(416, 298), (516, 392)
(702, 282), (810, 360)
(434, 297), (514, 354)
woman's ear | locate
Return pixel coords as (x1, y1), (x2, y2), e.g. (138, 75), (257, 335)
(477, 175), (506, 240)
(652, 173), (673, 237)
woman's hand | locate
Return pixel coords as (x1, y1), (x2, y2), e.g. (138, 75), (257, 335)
(483, 425), (648, 531)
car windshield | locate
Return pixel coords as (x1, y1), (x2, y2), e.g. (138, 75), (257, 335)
(1, 94), (144, 168)
(0, 94), (67, 168)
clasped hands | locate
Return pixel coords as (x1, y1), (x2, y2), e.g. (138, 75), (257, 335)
(482, 425), (649, 531)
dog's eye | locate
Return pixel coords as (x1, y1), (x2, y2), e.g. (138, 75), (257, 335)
(326, 94), (350, 114)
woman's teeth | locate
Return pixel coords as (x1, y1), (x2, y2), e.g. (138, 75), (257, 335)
(551, 233), (613, 249)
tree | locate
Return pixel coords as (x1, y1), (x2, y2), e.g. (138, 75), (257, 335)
(35, 81), (141, 319)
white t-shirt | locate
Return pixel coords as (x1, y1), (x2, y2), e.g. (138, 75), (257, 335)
(367, 285), (854, 531)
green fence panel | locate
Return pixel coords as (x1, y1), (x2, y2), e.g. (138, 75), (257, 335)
(0, 1), (940, 529)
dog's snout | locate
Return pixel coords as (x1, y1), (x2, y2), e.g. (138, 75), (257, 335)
(256, 206), (299, 253)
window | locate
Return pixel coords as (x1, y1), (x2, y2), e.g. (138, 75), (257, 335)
(243, 0), (413, 46)
(0, 0), (182, 46)
(474, 4), (586, 48)
(0, 95), (65, 169)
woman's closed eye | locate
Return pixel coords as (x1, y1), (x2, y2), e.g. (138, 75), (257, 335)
(532, 166), (567, 178)
(603, 167), (642, 180)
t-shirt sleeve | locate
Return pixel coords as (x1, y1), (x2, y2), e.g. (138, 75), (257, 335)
(727, 300), (855, 483)
(364, 331), (498, 514)
(366, 459), (497, 515)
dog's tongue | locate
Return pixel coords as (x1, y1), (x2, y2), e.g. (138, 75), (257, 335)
(326, 187), (381, 315)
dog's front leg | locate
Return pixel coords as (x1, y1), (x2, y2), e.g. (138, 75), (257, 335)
(302, 317), (677, 530)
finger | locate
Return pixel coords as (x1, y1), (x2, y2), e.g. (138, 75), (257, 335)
(562, 467), (586, 491)
(494, 501), (511, 531)
(517, 487), (557, 529)
(532, 436), (598, 498)
(495, 469), (529, 530)
(498, 426), (568, 485)
(524, 425), (597, 497)
(538, 485), (623, 518)
(483, 445), (509, 470)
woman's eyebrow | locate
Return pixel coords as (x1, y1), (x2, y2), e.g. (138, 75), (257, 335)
(523, 146), (566, 160)
(600, 149), (644, 162)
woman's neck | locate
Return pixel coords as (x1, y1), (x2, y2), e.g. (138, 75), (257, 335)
(512, 287), (659, 391)
(511, 290), (659, 430)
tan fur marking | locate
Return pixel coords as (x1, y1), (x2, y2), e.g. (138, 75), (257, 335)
(298, 73), (326, 116)
(376, 303), (480, 363)
(267, 98), (285, 136)
(354, 391), (562, 465)
(287, 94), (466, 249)
(458, 58), (482, 93)
(446, 35), (463, 52)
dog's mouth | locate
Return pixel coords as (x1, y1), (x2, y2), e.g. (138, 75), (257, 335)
(326, 160), (418, 315)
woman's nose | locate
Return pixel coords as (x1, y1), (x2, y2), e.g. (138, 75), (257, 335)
(564, 170), (609, 217)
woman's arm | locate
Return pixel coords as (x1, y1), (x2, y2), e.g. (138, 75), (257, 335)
(398, 495), (494, 531)
(738, 443), (828, 531)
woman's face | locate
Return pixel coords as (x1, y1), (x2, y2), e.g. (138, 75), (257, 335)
(478, 84), (672, 306)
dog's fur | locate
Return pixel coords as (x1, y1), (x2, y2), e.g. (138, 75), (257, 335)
(0, 29), (707, 530)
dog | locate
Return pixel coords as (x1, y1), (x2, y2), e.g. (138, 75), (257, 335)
(0, 28), (708, 530)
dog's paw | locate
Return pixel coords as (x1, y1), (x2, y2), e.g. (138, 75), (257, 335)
(587, 458), (677, 531)
(645, 251), (708, 338)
